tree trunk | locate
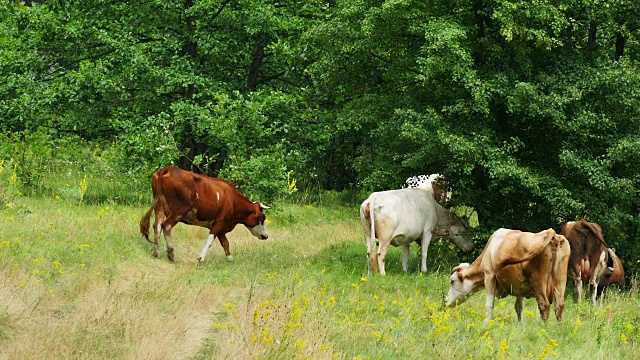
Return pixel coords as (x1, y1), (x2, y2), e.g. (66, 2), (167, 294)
(586, 22), (597, 53)
(247, 36), (266, 91)
(472, 0), (487, 66)
(615, 31), (625, 61)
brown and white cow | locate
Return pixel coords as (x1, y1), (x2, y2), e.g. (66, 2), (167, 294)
(360, 187), (473, 275)
(140, 166), (269, 263)
(447, 228), (570, 323)
(560, 220), (624, 304)
(597, 250), (625, 300)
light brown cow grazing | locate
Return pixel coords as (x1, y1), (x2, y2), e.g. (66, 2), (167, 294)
(140, 166), (269, 263)
(447, 228), (570, 323)
(561, 220), (624, 304)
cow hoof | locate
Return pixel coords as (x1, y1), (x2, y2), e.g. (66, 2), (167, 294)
(168, 249), (175, 262)
(227, 255), (233, 262)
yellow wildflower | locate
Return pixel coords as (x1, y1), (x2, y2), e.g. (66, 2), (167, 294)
(500, 339), (509, 353)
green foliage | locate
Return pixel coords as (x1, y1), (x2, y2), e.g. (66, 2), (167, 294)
(219, 148), (289, 205)
(302, 0), (640, 271)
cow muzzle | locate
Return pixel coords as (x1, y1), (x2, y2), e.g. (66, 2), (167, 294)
(248, 224), (269, 240)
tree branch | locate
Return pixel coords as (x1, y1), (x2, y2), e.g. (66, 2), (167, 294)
(206, 0), (232, 27)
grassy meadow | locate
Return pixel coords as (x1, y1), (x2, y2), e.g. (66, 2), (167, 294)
(1, 179), (640, 359)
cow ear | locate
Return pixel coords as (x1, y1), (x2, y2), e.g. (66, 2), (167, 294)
(451, 263), (469, 274)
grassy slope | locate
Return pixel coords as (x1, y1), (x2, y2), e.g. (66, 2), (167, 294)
(0, 197), (639, 359)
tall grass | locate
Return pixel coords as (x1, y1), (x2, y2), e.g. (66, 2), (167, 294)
(1, 186), (639, 359)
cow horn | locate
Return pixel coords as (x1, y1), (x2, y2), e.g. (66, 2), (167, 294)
(259, 203), (271, 209)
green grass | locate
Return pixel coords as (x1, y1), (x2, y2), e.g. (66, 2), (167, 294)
(1, 194), (639, 359)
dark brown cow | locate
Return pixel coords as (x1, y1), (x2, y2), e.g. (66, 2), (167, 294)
(140, 166), (269, 263)
(560, 220), (624, 304)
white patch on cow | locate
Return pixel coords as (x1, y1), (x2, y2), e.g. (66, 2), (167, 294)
(217, 192), (220, 202)
(446, 277), (475, 307)
(227, 255), (233, 262)
(487, 228), (510, 262)
(196, 193), (199, 200)
(247, 223), (269, 240)
(199, 234), (216, 261)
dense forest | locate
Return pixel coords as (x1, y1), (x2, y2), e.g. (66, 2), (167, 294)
(1, 1), (640, 272)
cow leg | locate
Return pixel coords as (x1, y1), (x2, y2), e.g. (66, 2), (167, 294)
(152, 220), (162, 258)
(536, 295), (551, 323)
(514, 297), (525, 324)
(572, 264), (583, 304)
(218, 234), (233, 262)
(152, 209), (164, 258)
(377, 240), (390, 276)
(365, 233), (374, 275)
(590, 251), (607, 305)
(402, 244), (410, 273)
(553, 283), (567, 323)
(162, 222), (176, 262)
(483, 274), (496, 324)
(420, 232), (433, 273)
(198, 233), (216, 263)
(589, 279), (598, 306)
(362, 208), (377, 275)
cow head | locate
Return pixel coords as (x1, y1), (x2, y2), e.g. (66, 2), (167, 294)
(245, 202), (270, 240)
(440, 210), (473, 252)
(446, 263), (479, 307)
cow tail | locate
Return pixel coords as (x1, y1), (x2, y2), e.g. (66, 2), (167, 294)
(583, 221), (609, 248)
(140, 197), (158, 243)
(369, 196), (378, 269)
